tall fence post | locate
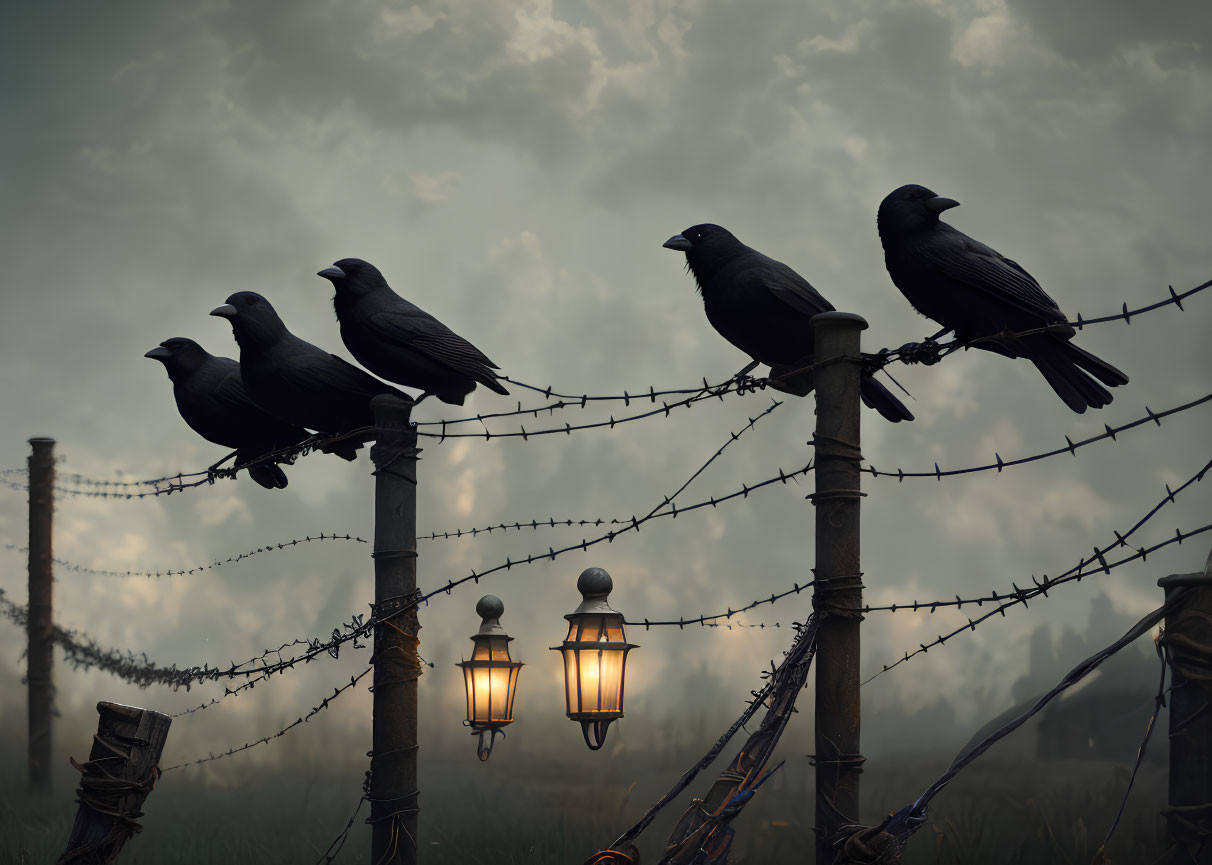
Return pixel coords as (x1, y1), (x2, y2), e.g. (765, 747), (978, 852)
(809, 313), (867, 863)
(1158, 546), (1212, 865)
(369, 396), (421, 865)
(28, 436), (55, 793)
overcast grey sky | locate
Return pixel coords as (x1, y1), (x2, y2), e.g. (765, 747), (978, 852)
(1, 0), (1209, 783)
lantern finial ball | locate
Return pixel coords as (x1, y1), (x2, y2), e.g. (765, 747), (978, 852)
(476, 594), (505, 621)
(577, 567), (613, 600)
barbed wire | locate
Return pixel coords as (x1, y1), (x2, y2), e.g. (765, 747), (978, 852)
(0, 587), (211, 689)
(861, 457), (1210, 618)
(415, 394), (1208, 544)
(0, 399), (790, 710)
(832, 592), (1181, 858)
(872, 277), (1211, 368)
(187, 400), (790, 697)
(5, 430), (373, 499)
(414, 373), (746, 429)
(865, 459), (1211, 681)
(863, 395), (1210, 481)
(161, 664), (373, 772)
(591, 615), (821, 863)
(626, 458), (1202, 631)
(415, 375), (768, 442)
(627, 584), (812, 630)
(2, 533), (367, 579)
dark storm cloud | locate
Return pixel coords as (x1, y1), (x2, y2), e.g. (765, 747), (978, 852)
(0, 0), (1208, 775)
(1006, 0), (1211, 65)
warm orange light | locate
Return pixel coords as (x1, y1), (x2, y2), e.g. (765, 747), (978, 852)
(552, 568), (638, 750)
(456, 596), (523, 760)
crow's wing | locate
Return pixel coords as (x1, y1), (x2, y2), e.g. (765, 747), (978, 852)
(917, 225), (1065, 322)
(207, 360), (278, 418)
(278, 344), (399, 401)
(365, 300), (501, 378)
(746, 253), (836, 319)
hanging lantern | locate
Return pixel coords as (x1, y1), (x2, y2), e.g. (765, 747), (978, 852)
(456, 595), (523, 761)
(551, 567), (638, 750)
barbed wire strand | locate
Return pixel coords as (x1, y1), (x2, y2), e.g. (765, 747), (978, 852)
(413, 373), (745, 428)
(833, 593), (1181, 856)
(23, 398), (789, 712)
(866, 517), (1210, 683)
(873, 277), (1210, 368)
(161, 665), (372, 771)
(863, 395), (1210, 481)
(1094, 637), (1169, 860)
(8, 278), (1203, 496)
(2, 533), (367, 579)
(415, 394), (1209, 543)
(414, 376), (769, 442)
(861, 458), (1210, 618)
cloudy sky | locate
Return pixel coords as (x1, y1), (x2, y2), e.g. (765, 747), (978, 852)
(1, 0), (1209, 803)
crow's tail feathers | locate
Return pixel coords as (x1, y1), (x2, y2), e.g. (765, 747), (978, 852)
(860, 376), (915, 423)
(767, 364), (914, 423)
(480, 374), (510, 396)
(247, 462), (289, 490)
(1059, 340), (1129, 388)
(767, 364), (815, 397)
(1022, 337), (1122, 413)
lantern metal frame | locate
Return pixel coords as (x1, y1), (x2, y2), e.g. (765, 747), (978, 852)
(551, 567), (638, 750)
(456, 595), (523, 761)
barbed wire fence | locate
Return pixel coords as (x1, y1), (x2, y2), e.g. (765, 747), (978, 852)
(1, 281), (1208, 863)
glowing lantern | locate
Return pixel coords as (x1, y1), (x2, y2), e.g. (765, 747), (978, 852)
(551, 567), (638, 750)
(456, 595), (523, 761)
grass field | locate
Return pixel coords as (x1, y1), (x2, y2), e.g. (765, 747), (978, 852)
(1, 743), (1171, 864)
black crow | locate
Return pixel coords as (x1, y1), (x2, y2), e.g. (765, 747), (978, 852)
(144, 338), (310, 489)
(878, 184), (1128, 413)
(210, 292), (407, 457)
(663, 224), (914, 422)
(318, 258), (509, 406)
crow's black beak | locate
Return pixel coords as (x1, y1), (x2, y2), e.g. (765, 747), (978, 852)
(144, 347), (172, 361)
(663, 234), (692, 251)
(209, 304), (238, 319)
(925, 196), (960, 213)
(317, 266), (345, 282)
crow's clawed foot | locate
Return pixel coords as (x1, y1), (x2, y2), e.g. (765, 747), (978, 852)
(894, 338), (944, 366)
(735, 373), (769, 395)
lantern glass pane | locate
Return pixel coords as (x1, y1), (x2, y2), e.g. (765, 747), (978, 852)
(562, 648), (581, 713)
(598, 648), (624, 712)
(462, 665), (475, 721)
(505, 666), (519, 721)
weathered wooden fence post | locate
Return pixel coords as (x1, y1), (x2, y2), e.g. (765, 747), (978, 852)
(369, 395), (422, 865)
(56, 701), (171, 864)
(809, 313), (867, 863)
(1158, 546), (1212, 865)
(28, 436), (55, 793)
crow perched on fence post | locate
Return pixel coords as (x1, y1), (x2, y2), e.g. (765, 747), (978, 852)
(318, 257), (509, 406)
(144, 338), (310, 489)
(663, 224), (914, 423)
(210, 292), (408, 459)
(878, 184), (1129, 413)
